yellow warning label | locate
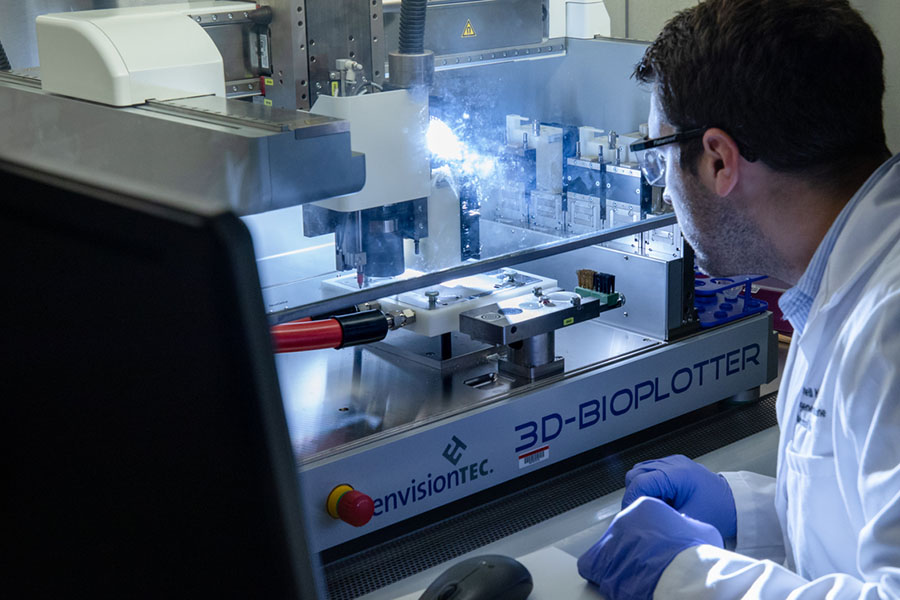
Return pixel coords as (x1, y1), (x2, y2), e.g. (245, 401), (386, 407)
(563, 317), (575, 326)
(263, 98), (273, 106)
(462, 19), (476, 38)
(331, 81), (339, 97)
(264, 78), (274, 86)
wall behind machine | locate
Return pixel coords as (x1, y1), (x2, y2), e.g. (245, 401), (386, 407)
(604, 0), (899, 152)
(852, 0), (900, 154)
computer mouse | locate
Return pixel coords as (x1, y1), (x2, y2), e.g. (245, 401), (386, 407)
(419, 554), (533, 600)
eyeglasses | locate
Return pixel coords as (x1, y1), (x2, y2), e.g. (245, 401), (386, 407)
(629, 127), (706, 186)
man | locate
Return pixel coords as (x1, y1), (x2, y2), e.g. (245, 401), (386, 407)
(576, 0), (900, 598)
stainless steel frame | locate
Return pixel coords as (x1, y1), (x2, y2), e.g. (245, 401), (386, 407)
(263, 0), (313, 109)
(262, 0), (386, 110)
(281, 316), (661, 461)
(0, 72), (364, 215)
(294, 312), (776, 552)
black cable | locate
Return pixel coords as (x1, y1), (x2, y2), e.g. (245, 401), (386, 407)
(335, 310), (390, 348)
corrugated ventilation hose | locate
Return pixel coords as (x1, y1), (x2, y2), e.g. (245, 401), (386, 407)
(398, 0), (427, 54)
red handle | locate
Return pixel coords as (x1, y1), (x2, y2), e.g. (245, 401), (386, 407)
(271, 319), (343, 352)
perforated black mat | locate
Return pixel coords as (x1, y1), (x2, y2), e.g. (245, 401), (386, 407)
(324, 392), (778, 600)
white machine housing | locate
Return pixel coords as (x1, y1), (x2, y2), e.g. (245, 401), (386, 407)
(35, 2), (239, 106)
(310, 89), (432, 213)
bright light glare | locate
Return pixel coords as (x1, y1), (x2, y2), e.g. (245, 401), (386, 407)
(427, 116), (496, 178)
(470, 156), (496, 178)
(426, 117), (463, 161)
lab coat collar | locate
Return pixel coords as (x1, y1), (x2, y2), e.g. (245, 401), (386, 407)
(802, 155), (900, 325)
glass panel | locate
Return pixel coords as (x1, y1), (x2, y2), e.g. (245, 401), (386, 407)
(243, 38), (670, 320)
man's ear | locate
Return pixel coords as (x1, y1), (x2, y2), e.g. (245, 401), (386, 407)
(699, 128), (742, 197)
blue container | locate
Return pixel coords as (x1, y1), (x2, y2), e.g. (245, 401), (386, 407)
(694, 272), (768, 328)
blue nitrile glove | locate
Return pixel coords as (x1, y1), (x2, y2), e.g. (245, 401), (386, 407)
(622, 454), (737, 542)
(577, 496), (723, 600)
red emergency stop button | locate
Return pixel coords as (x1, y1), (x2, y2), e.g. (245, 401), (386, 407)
(326, 484), (374, 527)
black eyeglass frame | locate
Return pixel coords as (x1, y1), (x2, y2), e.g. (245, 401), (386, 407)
(629, 127), (707, 153)
(630, 127), (759, 162)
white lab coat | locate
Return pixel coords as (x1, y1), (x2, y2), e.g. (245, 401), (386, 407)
(654, 154), (900, 600)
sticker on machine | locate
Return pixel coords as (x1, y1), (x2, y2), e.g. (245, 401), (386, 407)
(518, 445), (549, 469)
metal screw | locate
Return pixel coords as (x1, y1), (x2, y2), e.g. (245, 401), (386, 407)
(606, 182), (612, 188)
(232, 85), (237, 92)
(635, 188), (641, 194)
(425, 290), (440, 308)
(243, 11), (249, 17)
(227, 13), (233, 19)
(623, 311), (629, 317)
(211, 14), (218, 21)
(195, 16), (201, 21)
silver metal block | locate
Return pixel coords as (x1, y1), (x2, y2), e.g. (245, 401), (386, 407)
(604, 199), (642, 253)
(459, 294), (602, 346)
(0, 73), (364, 215)
(517, 243), (691, 341)
(299, 0), (385, 106)
(530, 190), (564, 233)
(566, 192), (604, 236)
(499, 332), (564, 381)
(388, 50), (435, 88)
(496, 183), (530, 226)
(261, 0), (312, 109)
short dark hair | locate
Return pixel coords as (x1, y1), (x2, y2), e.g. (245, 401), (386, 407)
(635, 0), (889, 178)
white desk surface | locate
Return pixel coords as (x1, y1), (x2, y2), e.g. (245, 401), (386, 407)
(358, 426), (779, 600)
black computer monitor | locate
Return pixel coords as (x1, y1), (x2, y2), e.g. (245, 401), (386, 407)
(3, 158), (324, 598)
